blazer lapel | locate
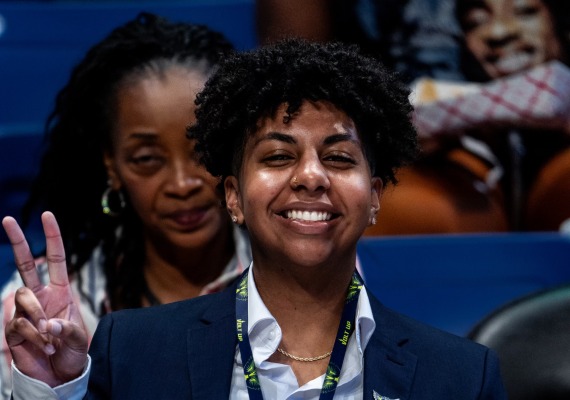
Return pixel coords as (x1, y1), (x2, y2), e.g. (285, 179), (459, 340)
(187, 286), (238, 400)
(184, 281), (418, 400)
(363, 295), (418, 400)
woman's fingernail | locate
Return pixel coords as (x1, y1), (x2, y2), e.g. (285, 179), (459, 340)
(38, 319), (47, 333)
(44, 343), (55, 355)
(48, 321), (62, 336)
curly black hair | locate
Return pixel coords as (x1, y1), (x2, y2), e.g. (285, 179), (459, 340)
(188, 38), (418, 189)
(22, 12), (234, 312)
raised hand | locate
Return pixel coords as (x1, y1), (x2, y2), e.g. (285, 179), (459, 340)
(2, 212), (88, 387)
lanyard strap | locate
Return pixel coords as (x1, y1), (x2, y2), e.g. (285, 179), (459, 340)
(235, 268), (363, 400)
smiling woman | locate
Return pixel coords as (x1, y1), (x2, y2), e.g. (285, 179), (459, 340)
(4, 39), (507, 399)
(456, 0), (569, 81)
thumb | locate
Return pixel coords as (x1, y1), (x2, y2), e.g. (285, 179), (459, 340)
(47, 318), (89, 382)
(47, 318), (88, 353)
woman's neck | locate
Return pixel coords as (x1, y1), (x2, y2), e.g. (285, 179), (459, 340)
(252, 249), (357, 310)
(254, 265), (352, 314)
(142, 227), (235, 304)
(252, 259), (357, 386)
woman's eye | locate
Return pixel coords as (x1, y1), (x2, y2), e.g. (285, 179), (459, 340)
(324, 154), (356, 165)
(463, 10), (490, 31)
(128, 153), (164, 174)
(515, 6), (539, 17)
(262, 153), (294, 165)
(131, 154), (160, 165)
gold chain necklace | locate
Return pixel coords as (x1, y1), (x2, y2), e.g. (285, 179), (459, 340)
(277, 347), (332, 362)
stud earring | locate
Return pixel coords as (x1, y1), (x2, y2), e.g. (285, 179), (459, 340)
(232, 215), (238, 224)
(369, 207), (379, 226)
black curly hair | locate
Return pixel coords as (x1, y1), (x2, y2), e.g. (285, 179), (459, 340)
(21, 12), (234, 312)
(188, 38), (418, 189)
(455, 0), (570, 81)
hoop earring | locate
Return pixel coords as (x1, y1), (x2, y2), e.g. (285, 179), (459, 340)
(101, 186), (126, 217)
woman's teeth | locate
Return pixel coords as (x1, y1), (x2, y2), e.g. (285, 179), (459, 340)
(287, 210), (332, 221)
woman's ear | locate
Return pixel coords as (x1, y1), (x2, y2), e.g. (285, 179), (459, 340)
(369, 177), (383, 225)
(371, 177), (383, 208)
(103, 151), (121, 189)
(225, 176), (244, 225)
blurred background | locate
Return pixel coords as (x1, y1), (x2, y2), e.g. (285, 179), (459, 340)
(1, 0), (569, 334)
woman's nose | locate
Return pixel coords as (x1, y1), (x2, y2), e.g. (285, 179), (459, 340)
(165, 160), (204, 197)
(292, 156), (330, 193)
(483, 16), (520, 48)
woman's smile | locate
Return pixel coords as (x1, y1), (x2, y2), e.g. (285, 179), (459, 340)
(284, 210), (333, 222)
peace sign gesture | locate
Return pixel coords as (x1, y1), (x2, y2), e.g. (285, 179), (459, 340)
(2, 212), (88, 387)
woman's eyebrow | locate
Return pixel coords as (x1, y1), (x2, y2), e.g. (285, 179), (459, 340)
(255, 131), (296, 145)
(253, 131), (358, 146)
(126, 132), (159, 141)
(323, 133), (357, 145)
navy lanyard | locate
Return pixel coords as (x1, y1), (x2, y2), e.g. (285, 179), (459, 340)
(235, 268), (363, 400)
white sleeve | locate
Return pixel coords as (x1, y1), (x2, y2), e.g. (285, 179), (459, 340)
(11, 356), (91, 400)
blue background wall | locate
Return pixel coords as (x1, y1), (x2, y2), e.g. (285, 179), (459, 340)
(0, 0), (257, 132)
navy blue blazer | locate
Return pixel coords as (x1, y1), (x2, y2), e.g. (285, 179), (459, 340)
(86, 280), (507, 399)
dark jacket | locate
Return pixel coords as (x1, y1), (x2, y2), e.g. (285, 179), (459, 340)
(86, 280), (507, 399)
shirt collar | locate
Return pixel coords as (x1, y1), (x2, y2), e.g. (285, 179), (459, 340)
(247, 264), (282, 360)
(246, 264), (376, 360)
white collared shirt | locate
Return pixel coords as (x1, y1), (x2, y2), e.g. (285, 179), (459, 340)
(11, 265), (376, 400)
(230, 266), (376, 399)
